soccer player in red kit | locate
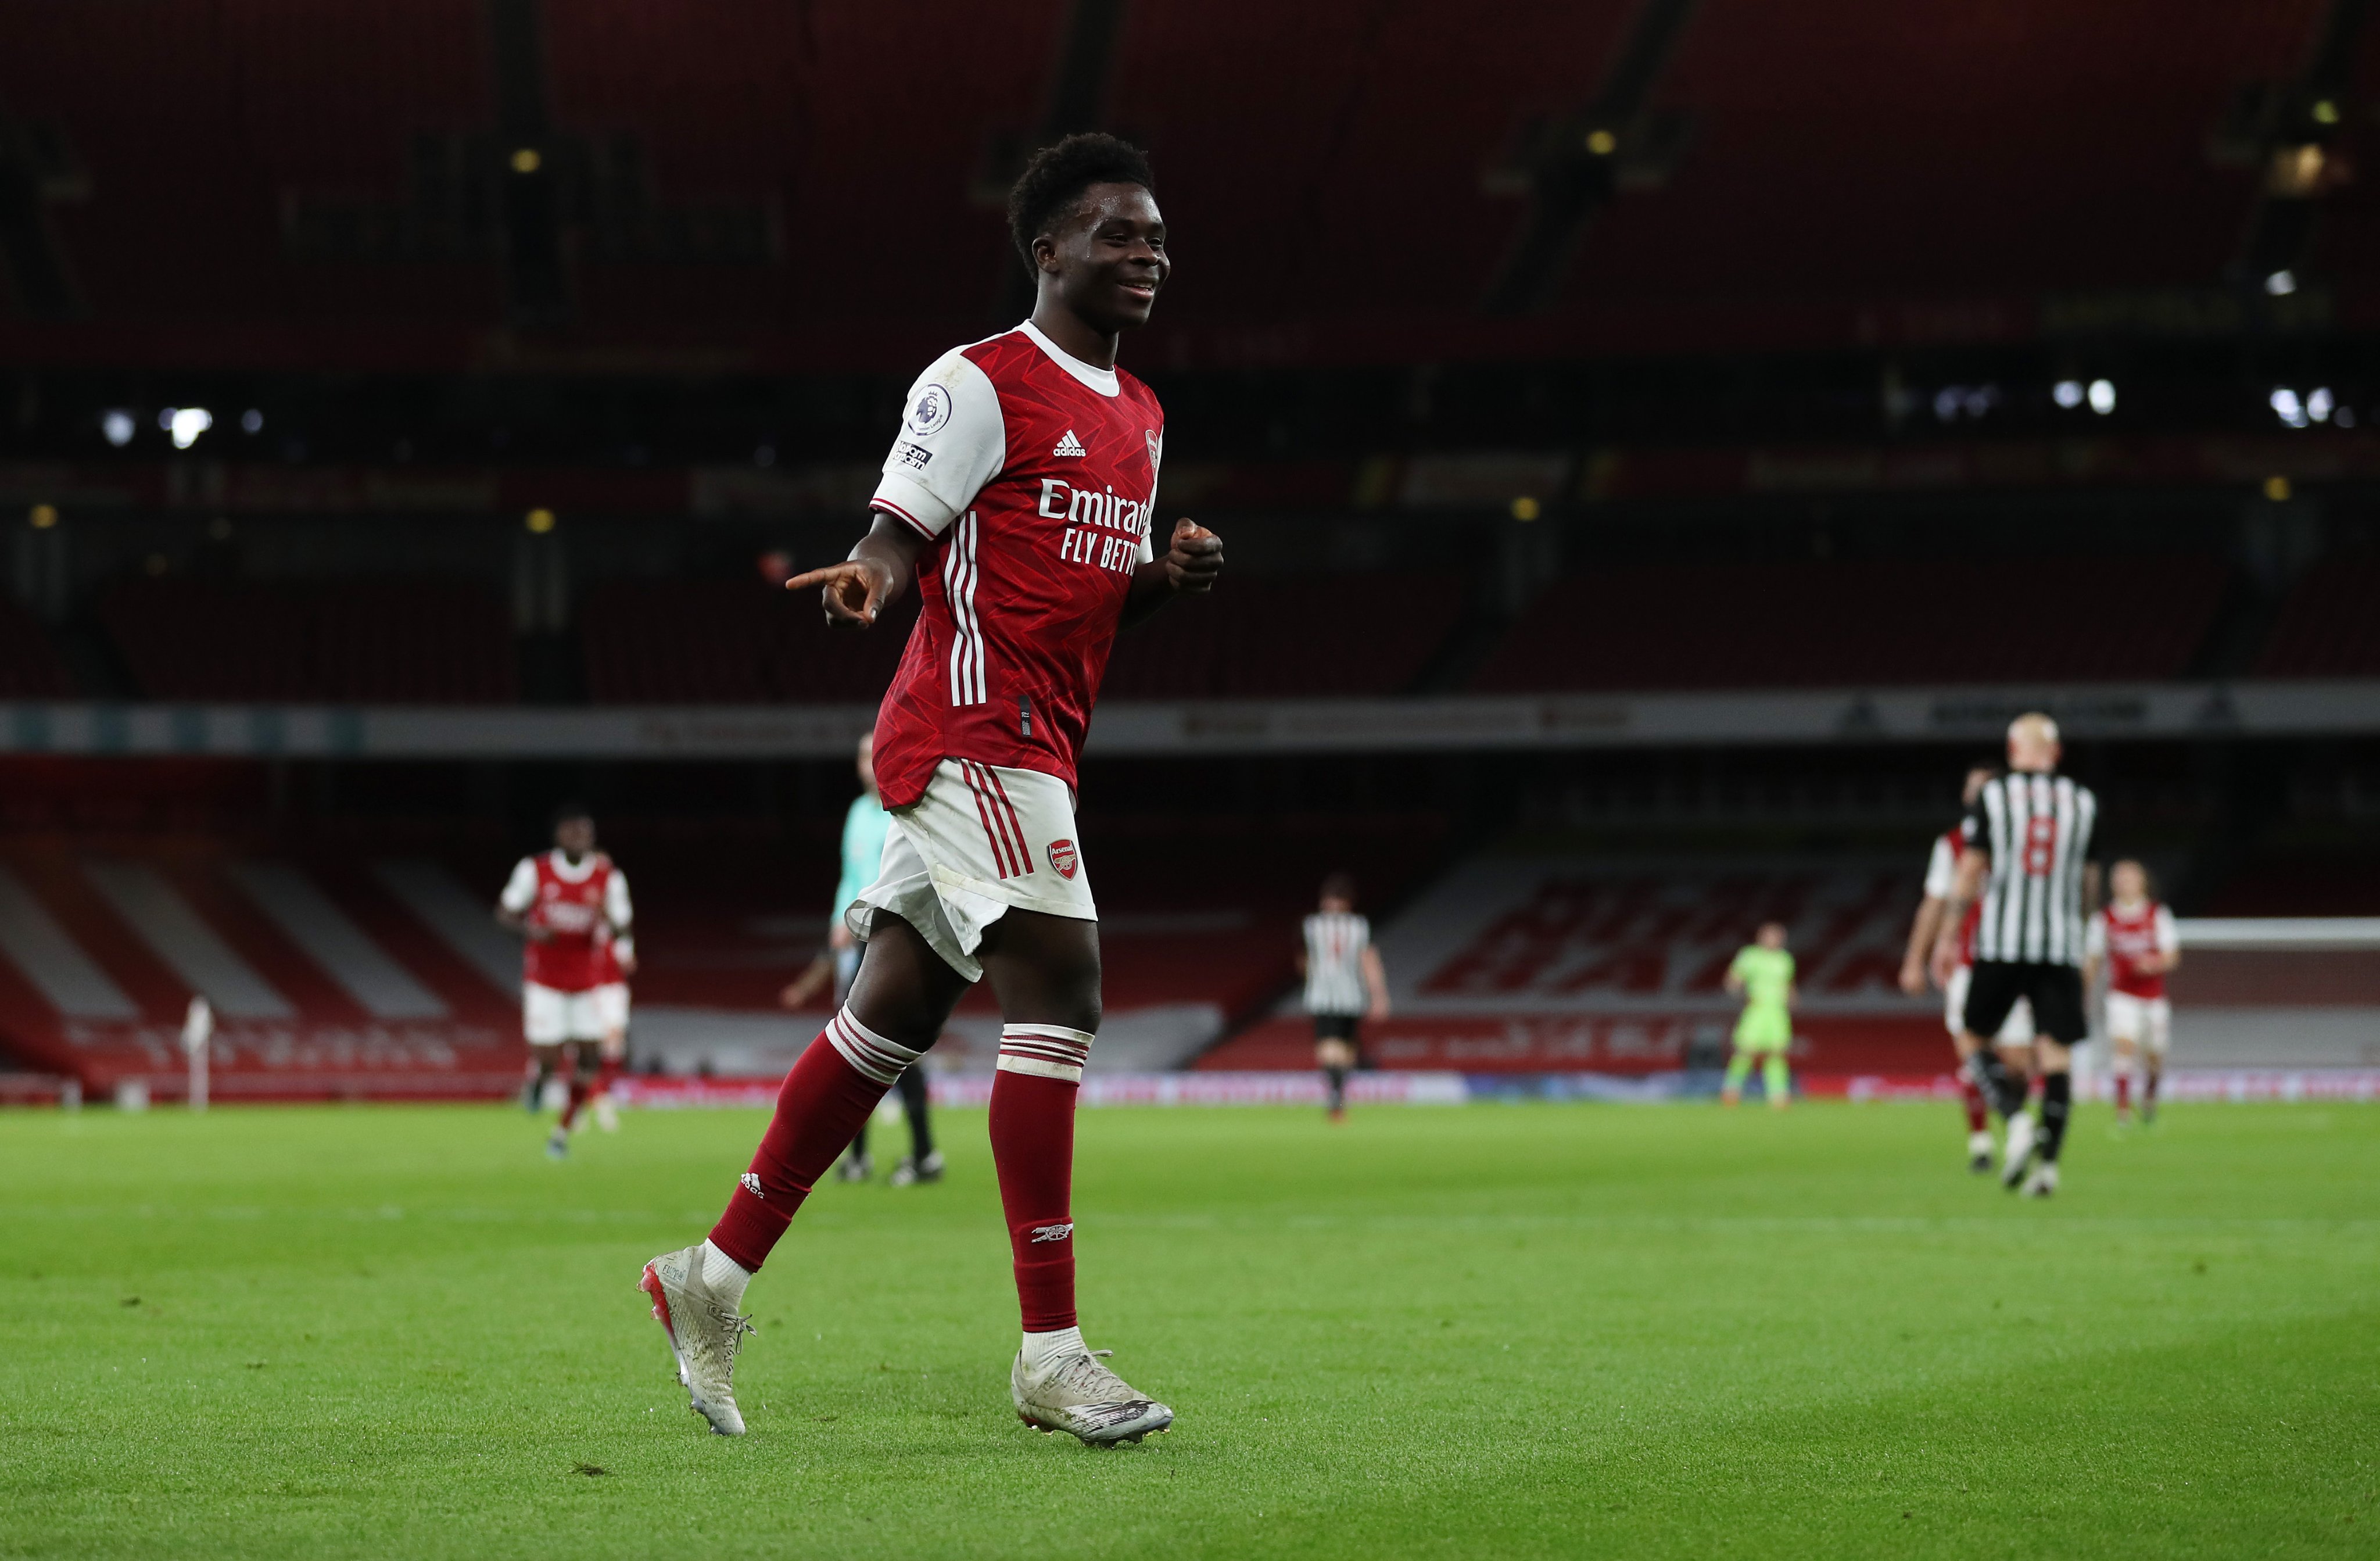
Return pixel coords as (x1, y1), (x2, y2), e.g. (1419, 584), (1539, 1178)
(2085, 859), (2180, 1125)
(640, 134), (1222, 1444)
(496, 804), (633, 1159)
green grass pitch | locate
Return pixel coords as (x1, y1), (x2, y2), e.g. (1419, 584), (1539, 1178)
(2, 1098), (2375, 1559)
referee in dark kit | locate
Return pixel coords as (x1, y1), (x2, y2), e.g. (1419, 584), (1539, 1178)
(1930, 713), (2101, 1197)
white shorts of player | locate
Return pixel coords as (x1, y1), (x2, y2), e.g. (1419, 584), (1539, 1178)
(2104, 991), (2172, 1055)
(524, 981), (629, 1045)
(847, 758), (1096, 983)
(1945, 962), (2034, 1044)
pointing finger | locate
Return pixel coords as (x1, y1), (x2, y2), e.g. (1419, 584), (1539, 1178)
(784, 563), (860, 594)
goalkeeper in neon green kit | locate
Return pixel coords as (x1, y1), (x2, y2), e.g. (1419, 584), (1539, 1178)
(1722, 921), (1796, 1109)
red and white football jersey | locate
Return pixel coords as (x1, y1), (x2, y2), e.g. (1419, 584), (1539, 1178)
(2087, 900), (2178, 998)
(866, 321), (1163, 809)
(1923, 828), (1984, 965)
(499, 850), (633, 993)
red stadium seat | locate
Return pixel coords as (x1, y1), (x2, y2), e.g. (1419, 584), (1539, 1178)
(0, 599), (77, 697)
(100, 578), (515, 703)
(2254, 557), (2380, 678)
(1472, 555), (2229, 692)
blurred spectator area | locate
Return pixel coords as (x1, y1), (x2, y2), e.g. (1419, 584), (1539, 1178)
(580, 580), (916, 703)
(1102, 572), (1463, 699)
(0, 1), (2344, 345)
(581, 571), (1464, 703)
(0, 599), (77, 696)
(99, 578), (515, 702)
(1474, 554), (2231, 692)
(2255, 556), (2380, 678)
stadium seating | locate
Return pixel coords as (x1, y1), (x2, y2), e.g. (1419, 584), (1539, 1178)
(100, 579), (515, 702)
(0, 1), (2339, 357)
(1101, 572), (1463, 699)
(1563, 0), (2326, 307)
(1473, 555), (2229, 692)
(583, 571), (1463, 704)
(0, 599), (76, 697)
(580, 580), (916, 704)
(2254, 557), (2380, 677)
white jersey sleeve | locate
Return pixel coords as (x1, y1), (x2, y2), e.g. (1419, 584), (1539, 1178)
(605, 867), (633, 932)
(2084, 914), (2106, 959)
(2153, 905), (2179, 957)
(498, 856), (539, 914)
(1923, 835), (1958, 900)
(869, 350), (1006, 540)
(1135, 429), (1163, 564)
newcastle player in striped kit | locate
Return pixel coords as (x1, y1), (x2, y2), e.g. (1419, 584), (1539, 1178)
(1930, 714), (2100, 1197)
(1299, 873), (1390, 1120)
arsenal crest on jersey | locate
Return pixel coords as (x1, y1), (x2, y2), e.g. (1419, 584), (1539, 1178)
(1047, 838), (1079, 879)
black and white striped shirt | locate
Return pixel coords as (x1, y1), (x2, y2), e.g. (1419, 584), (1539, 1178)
(1962, 770), (2098, 966)
(1302, 912), (1371, 1015)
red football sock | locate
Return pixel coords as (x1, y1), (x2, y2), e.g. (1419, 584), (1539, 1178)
(990, 1025), (1093, 1333)
(1960, 1075), (1988, 1134)
(595, 1054), (623, 1097)
(559, 1073), (590, 1130)
(2114, 1072), (2131, 1115)
(708, 1011), (920, 1272)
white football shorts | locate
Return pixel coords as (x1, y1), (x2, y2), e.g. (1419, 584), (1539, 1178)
(524, 981), (619, 1044)
(848, 758), (1095, 982)
(2103, 991), (2172, 1054)
(1947, 963), (2035, 1044)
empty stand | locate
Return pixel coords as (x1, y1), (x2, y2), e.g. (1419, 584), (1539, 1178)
(1473, 554), (2228, 692)
(580, 579), (916, 704)
(0, 599), (76, 696)
(2255, 557), (2380, 677)
(100, 578), (515, 702)
(0, 1), (2339, 361)
(1102, 572), (1464, 699)
(0, 842), (521, 1100)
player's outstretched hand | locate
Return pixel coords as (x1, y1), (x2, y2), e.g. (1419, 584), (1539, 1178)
(1898, 955), (1929, 997)
(1165, 518), (1223, 595)
(787, 557), (895, 627)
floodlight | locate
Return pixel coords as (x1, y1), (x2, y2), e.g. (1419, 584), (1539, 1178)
(168, 407), (213, 449)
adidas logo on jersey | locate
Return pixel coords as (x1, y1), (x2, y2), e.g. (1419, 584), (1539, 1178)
(1053, 429), (1087, 457)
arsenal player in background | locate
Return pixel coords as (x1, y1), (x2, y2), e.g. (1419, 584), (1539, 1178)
(2085, 859), (2180, 1125)
(640, 134), (1221, 1445)
(496, 804), (635, 1159)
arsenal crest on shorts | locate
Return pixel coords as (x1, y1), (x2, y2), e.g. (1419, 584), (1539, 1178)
(1047, 839), (1079, 879)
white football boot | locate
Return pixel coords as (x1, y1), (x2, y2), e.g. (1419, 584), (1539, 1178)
(1012, 1346), (1173, 1446)
(1999, 1112), (2038, 1190)
(2022, 1161), (2060, 1198)
(888, 1150), (945, 1187)
(639, 1244), (754, 1435)
(593, 1096), (620, 1133)
(1966, 1130), (1994, 1175)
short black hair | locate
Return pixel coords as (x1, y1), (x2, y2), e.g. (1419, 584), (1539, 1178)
(1008, 132), (1156, 270)
(551, 800), (593, 828)
(1320, 872), (1358, 907)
